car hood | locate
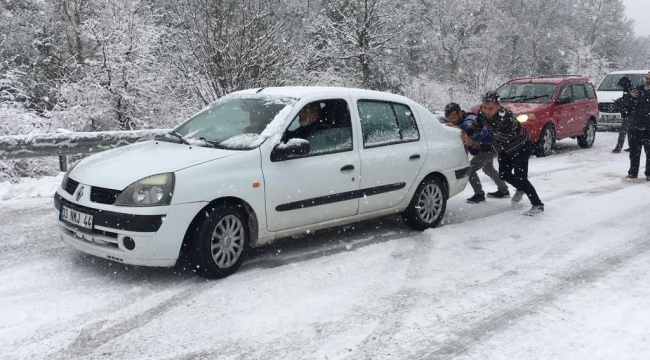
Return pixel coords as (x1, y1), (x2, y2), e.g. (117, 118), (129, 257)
(596, 91), (623, 103)
(501, 102), (550, 115)
(70, 140), (240, 190)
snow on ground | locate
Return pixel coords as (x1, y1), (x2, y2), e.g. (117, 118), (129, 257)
(0, 172), (63, 201)
(1, 132), (649, 359)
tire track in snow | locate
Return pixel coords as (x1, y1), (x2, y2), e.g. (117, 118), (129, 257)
(419, 235), (650, 359)
(343, 191), (650, 359)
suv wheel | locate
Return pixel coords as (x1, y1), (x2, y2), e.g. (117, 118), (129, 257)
(534, 125), (555, 157)
(192, 203), (249, 279)
(403, 177), (447, 231)
(577, 120), (596, 148)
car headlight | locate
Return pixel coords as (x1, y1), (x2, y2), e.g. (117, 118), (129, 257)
(61, 161), (80, 189)
(516, 114), (536, 123)
(114, 173), (175, 207)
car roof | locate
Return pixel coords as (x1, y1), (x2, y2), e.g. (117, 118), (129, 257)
(605, 70), (650, 75)
(506, 75), (589, 84)
(230, 86), (413, 103)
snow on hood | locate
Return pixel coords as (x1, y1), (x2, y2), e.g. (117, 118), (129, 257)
(70, 140), (239, 190)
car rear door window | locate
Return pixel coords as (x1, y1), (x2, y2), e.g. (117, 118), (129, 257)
(571, 84), (587, 101)
(357, 100), (420, 148)
(585, 83), (597, 99)
(393, 104), (420, 141)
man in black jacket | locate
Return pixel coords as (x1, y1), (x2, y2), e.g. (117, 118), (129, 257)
(461, 91), (544, 216)
(620, 72), (650, 181)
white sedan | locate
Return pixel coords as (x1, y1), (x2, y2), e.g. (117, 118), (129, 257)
(54, 87), (470, 278)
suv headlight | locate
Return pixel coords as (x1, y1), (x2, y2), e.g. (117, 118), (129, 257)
(516, 114), (536, 123)
(61, 161), (80, 189)
(115, 173), (175, 207)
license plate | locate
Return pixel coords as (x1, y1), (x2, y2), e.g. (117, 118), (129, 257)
(60, 205), (93, 229)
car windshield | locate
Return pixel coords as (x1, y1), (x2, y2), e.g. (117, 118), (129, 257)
(497, 83), (557, 103)
(173, 95), (296, 150)
(597, 73), (646, 91)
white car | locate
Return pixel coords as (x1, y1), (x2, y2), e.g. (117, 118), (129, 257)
(596, 70), (649, 129)
(54, 87), (470, 278)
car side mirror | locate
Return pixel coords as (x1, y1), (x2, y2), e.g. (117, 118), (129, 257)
(271, 139), (311, 162)
(556, 97), (571, 106)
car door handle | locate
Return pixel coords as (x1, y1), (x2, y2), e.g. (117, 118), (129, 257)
(409, 154), (421, 160)
(340, 165), (355, 172)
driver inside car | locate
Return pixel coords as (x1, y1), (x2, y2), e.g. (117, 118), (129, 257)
(285, 102), (330, 140)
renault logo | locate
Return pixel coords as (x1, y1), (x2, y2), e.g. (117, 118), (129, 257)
(76, 186), (84, 201)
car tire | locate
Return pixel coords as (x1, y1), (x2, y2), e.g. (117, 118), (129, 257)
(402, 177), (447, 231)
(577, 120), (596, 148)
(192, 203), (250, 279)
(534, 124), (555, 157)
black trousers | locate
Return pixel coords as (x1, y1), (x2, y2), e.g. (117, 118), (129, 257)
(498, 142), (543, 206)
(628, 129), (650, 177)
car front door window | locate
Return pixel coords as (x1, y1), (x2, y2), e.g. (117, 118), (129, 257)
(281, 99), (353, 157)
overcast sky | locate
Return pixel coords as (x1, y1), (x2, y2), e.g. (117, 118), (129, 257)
(623, 0), (650, 36)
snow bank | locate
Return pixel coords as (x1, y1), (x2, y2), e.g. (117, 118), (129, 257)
(0, 173), (63, 201)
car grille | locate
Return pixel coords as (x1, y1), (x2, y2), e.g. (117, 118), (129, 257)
(90, 187), (122, 205)
(598, 102), (620, 113)
(65, 178), (79, 195)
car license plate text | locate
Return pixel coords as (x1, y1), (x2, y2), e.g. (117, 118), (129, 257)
(60, 205), (93, 229)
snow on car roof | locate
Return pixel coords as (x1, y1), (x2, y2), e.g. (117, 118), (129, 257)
(606, 70), (650, 74)
(230, 86), (412, 103)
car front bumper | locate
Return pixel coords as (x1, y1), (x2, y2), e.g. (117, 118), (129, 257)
(54, 191), (206, 267)
(598, 112), (623, 128)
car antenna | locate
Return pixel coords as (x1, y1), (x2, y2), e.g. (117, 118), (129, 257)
(256, 87), (266, 93)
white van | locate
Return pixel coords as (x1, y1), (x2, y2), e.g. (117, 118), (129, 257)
(596, 70), (650, 129)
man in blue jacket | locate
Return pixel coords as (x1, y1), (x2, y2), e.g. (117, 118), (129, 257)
(444, 102), (510, 203)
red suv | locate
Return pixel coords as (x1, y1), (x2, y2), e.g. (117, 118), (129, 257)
(472, 75), (599, 157)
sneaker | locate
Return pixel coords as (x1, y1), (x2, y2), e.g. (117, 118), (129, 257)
(466, 194), (486, 203)
(487, 190), (510, 198)
(612, 148), (621, 153)
(524, 205), (544, 216)
(511, 190), (524, 203)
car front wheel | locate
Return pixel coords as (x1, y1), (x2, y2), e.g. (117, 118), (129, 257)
(534, 125), (555, 157)
(577, 120), (596, 148)
(192, 203), (250, 279)
(403, 177), (447, 231)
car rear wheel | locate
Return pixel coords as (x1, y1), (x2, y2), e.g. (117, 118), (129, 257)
(577, 120), (596, 148)
(192, 203), (249, 279)
(534, 125), (555, 157)
(403, 177), (447, 231)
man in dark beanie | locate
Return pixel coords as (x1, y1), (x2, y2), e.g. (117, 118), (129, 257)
(460, 91), (545, 216)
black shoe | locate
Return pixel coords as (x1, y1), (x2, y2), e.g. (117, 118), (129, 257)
(487, 190), (510, 198)
(626, 174), (638, 179)
(466, 194), (486, 203)
(612, 148), (621, 153)
(647, 176), (650, 182)
(624, 148), (630, 152)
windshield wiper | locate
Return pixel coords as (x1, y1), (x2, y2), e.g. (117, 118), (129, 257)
(198, 138), (229, 150)
(513, 95), (550, 103)
(167, 130), (191, 145)
(500, 95), (528, 101)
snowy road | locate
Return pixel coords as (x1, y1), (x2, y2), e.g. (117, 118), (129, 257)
(1, 132), (649, 360)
